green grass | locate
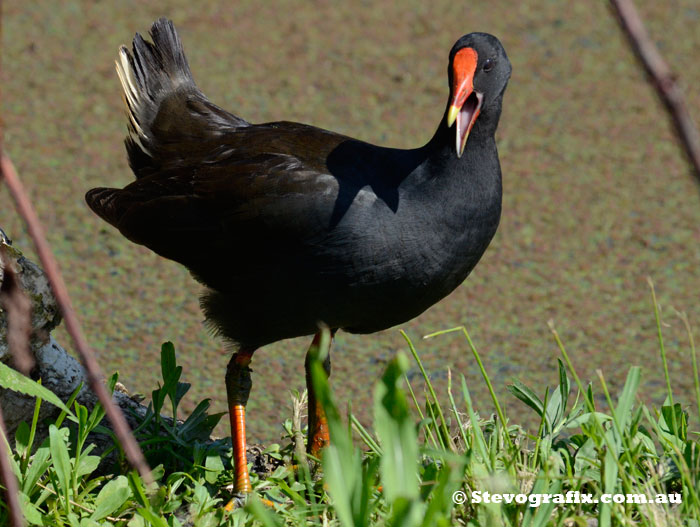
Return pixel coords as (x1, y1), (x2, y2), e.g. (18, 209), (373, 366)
(1, 286), (698, 526)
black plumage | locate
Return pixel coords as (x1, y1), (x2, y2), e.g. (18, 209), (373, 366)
(87, 19), (512, 497)
(86, 19), (511, 351)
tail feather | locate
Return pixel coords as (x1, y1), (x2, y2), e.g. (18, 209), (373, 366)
(85, 187), (132, 225)
(115, 18), (194, 156)
(115, 18), (247, 178)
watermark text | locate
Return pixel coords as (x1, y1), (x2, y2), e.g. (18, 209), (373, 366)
(452, 490), (682, 507)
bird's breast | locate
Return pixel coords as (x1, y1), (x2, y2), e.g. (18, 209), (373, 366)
(320, 182), (501, 333)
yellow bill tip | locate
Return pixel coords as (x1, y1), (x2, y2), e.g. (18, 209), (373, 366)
(446, 105), (459, 128)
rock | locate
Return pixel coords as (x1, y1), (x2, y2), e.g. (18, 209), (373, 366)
(0, 238), (61, 364)
(0, 230), (149, 439)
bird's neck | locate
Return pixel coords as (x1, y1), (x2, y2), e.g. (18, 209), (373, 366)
(409, 93), (504, 211)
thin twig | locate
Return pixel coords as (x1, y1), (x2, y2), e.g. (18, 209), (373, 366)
(0, 154), (153, 486)
(0, 246), (33, 526)
(0, 403), (24, 527)
(291, 390), (309, 468)
(610, 0), (700, 185)
(0, 247), (35, 375)
(0, 1), (26, 521)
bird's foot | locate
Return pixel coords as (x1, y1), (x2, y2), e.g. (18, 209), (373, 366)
(223, 492), (278, 511)
(223, 493), (248, 511)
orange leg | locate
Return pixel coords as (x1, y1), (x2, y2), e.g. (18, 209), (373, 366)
(225, 349), (255, 496)
(304, 330), (335, 457)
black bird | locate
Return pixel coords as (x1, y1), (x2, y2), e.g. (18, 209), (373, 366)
(86, 18), (511, 497)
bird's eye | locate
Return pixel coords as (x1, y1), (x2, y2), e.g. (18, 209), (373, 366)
(483, 58), (494, 72)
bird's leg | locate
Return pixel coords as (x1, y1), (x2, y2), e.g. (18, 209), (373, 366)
(225, 349), (255, 495)
(304, 329), (335, 457)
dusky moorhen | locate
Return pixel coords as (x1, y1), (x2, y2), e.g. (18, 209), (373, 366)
(86, 18), (511, 497)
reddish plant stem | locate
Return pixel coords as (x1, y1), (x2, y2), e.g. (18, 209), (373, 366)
(610, 0), (700, 185)
(0, 404), (24, 527)
(0, 2), (26, 522)
(0, 247), (34, 376)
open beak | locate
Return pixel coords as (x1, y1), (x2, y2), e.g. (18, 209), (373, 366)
(446, 47), (483, 158)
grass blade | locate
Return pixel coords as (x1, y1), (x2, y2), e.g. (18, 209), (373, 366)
(48, 424), (71, 513)
(0, 362), (71, 416)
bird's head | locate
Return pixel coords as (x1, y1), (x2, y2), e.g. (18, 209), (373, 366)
(446, 33), (511, 157)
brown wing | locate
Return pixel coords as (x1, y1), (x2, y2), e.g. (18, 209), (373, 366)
(86, 122), (366, 286)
